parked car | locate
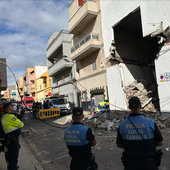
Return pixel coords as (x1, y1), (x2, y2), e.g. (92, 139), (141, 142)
(45, 97), (71, 115)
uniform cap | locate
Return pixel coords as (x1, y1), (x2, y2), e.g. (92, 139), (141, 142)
(129, 97), (141, 109)
(72, 107), (83, 116)
(3, 101), (12, 110)
(92, 97), (95, 100)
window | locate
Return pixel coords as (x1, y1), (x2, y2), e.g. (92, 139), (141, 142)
(52, 99), (67, 105)
(92, 61), (96, 71)
(69, 73), (72, 80)
(82, 91), (87, 101)
(40, 85), (42, 89)
(49, 79), (51, 85)
(44, 81), (47, 87)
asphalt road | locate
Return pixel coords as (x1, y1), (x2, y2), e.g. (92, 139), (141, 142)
(21, 112), (170, 170)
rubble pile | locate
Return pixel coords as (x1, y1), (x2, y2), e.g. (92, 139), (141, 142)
(124, 79), (159, 112)
(84, 111), (170, 132)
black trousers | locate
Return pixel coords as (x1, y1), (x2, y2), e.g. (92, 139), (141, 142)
(33, 110), (36, 119)
(70, 159), (95, 170)
(124, 160), (158, 170)
(5, 139), (20, 170)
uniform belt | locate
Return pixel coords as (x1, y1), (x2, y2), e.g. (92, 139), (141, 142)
(72, 157), (92, 162)
(127, 156), (155, 162)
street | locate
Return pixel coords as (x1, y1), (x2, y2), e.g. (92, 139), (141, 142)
(21, 111), (170, 170)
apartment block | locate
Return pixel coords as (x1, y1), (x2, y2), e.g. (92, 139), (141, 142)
(0, 58), (7, 91)
(46, 30), (77, 107)
(100, 1), (170, 112)
(36, 71), (52, 102)
(68, 0), (108, 107)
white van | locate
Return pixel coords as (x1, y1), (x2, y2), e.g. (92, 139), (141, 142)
(45, 98), (71, 115)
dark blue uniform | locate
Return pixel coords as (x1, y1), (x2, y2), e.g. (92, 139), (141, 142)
(117, 113), (163, 170)
(64, 122), (95, 170)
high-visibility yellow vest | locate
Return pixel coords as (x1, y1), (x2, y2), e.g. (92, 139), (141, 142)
(97, 102), (109, 111)
(1, 113), (24, 134)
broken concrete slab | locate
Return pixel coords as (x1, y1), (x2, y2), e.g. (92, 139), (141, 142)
(98, 123), (108, 129)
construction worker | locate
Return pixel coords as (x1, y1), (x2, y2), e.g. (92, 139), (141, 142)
(96, 101), (109, 115)
(64, 107), (97, 170)
(91, 97), (96, 117)
(1, 101), (24, 170)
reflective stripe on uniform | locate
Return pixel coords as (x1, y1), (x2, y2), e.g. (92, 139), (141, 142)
(1, 113), (24, 134)
(2, 114), (10, 134)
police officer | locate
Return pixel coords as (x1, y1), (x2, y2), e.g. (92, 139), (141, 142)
(64, 107), (97, 170)
(32, 102), (36, 119)
(96, 101), (109, 115)
(116, 96), (163, 170)
(1, 101), (24, 170)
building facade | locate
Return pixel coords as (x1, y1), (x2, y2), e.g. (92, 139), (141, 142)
(0, 58), (7, 102)
(34, 66), (47, 102)
(100, 0), (170, 113)
(68, 0), (108, 108)
(36, 71), (52, 102)
(46, 30), (77, 108)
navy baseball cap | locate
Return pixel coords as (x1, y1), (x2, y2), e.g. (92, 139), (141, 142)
(3, 101), (12, 110)
(72, 107), (83, 116)
(129, 97), (141, 109)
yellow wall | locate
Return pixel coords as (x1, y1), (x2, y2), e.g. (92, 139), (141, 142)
(36, 71), (52, 102)
(36, 78), (44, 102)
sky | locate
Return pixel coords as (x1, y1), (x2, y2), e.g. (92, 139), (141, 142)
(0, 0), (72, 87)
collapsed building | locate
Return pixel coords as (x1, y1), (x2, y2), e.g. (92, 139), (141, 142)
(99, 1), (170, 113)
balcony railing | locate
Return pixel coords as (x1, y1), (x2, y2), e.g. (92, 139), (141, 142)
(71, 33), (99, 53)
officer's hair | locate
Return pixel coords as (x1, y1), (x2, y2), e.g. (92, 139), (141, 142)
(72, 114), (84, 121)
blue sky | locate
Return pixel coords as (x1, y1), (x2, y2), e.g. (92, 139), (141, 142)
(0, 0), (71, 87)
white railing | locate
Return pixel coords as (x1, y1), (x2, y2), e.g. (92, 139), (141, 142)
(71, 33), (99, 53)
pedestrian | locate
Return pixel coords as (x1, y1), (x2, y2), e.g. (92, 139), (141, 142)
(43, 100), (48, 109)
(116, 96), (163, 170)
(91, 97), (96, 117)
(1, 101), (24, 170)
(96, 101), (109, 115)
(32, 102), (36, 119)
(64, 107), (97, 170)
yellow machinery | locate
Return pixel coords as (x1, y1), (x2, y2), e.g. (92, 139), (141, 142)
(38, 108), (60, 119)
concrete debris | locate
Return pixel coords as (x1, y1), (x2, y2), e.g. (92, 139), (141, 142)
(124, 79), (159, 112)
(84, 111), (170, 132)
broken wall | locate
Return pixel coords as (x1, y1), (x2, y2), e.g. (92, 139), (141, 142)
(155, 43), (170, 113)
(100, 0), (170, 59)
(107, 63), (154, 111)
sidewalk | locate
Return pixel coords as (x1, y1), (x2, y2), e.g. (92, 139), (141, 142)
(0, 136), (43, 170)
(53, 111), (92, 125)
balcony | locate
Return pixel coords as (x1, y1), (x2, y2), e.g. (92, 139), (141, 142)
(46, 31), (71, 59)
(29, 74), (35, 81)
(71, 33), (102, 61)
(30, 86), (35, 93)
(48, 58), (73, 77)
(68, 0), (99, 34)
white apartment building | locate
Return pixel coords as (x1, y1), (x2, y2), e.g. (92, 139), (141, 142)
(99, 0), (170, 113)
(46, 30), (78, 107)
